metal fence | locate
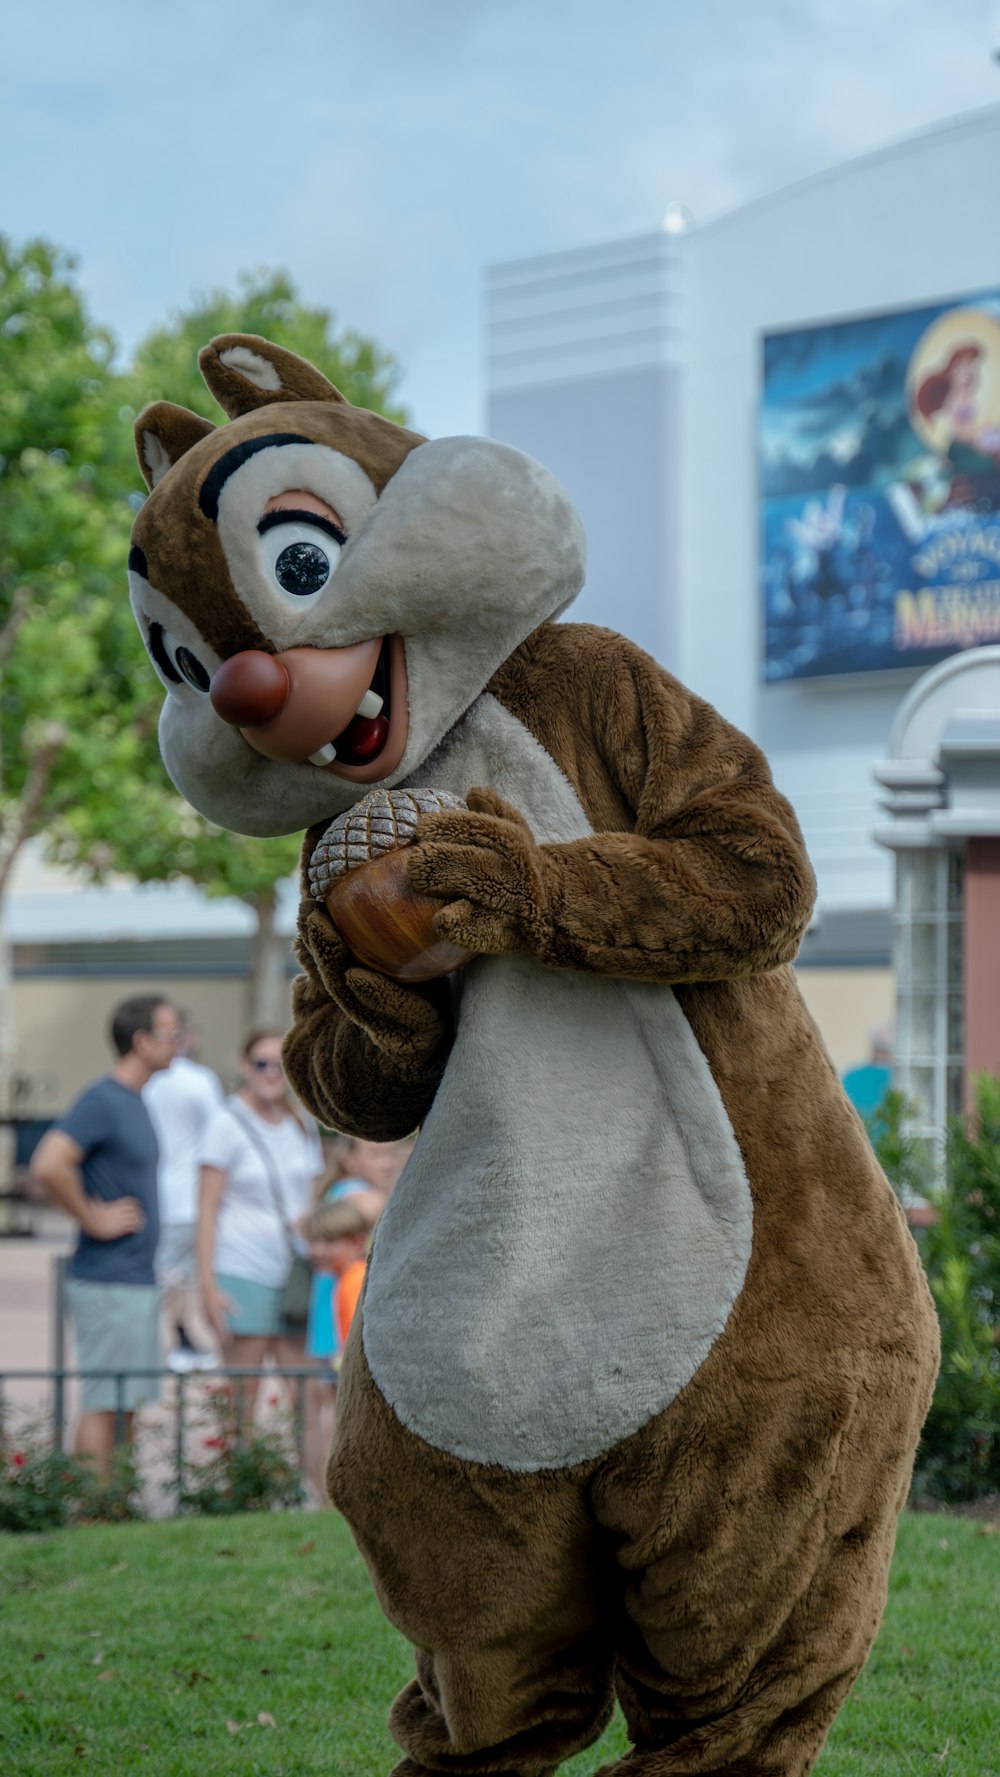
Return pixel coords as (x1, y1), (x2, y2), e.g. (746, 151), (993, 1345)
(0, 1361), (324, 1516)
(1, 1251), (330, 1515)
(0, 1360), (316, 1443)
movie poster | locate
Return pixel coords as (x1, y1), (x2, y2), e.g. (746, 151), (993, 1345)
(761, 290), (1000, 681)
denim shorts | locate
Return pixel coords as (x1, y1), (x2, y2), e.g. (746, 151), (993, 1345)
(65, 1278), (161, 1413)
(215, 1272), (286, 1338)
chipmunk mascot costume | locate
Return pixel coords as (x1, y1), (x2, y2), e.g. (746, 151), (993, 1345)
(127, 334), (938, 1777)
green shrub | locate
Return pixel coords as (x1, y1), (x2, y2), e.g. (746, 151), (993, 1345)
(172, 1385), (305, 1516)
(0, 1415), (145, 1532)
(0, 1433), (86, 1533)
(873, 1075), (1000, 1503)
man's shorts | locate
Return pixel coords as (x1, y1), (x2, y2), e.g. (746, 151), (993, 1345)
(65, 1278), (162, 1412)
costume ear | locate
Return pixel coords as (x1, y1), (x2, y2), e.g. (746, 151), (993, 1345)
(198, 333), (349, 418)
(135, 403), (217, 491)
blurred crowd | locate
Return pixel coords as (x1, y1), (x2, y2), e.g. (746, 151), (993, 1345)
(28, 994), (920, 1506)
(30, 993), (412, 1501)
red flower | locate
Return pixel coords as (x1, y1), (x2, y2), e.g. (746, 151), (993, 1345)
(11, 1452), (25, 1469)
(202, 1436), (226, 1450)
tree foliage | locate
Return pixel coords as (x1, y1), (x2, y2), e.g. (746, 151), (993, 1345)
(875, 1076), (1000, 1503)
(0, 239), (139, 891)
(61, 264), (407, 890)
(0, 244), (409, 1024)
(123, 269), (407, 429)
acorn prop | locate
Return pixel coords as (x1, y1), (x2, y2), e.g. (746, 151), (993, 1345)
(308, 787), (475, 982)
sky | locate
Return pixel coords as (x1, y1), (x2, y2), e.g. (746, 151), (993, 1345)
(5, 0), (1000, 439)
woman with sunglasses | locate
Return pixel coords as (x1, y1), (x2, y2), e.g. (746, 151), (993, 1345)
(196, 1029), (324, 1426)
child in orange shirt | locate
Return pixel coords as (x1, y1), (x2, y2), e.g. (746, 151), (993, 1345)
(305, 1191), (382, 1358)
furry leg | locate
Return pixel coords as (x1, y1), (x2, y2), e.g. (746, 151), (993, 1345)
(330, 1329), (615, 1776)
(589, 1351), (936, 1777)
(387, 1641), (611, 1773)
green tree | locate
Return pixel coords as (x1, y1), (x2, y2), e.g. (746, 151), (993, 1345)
(915, 1074), (1000, 1502)
(0, 238), (141, 1193)
(123, 269), (407, 428)
(0, 247), (409, 1180)
(875, 1076), (1000, 1502)
(50, 268), (409, 1031)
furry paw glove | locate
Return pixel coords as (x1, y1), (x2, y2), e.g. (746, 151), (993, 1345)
(283, 904), (453, 1137)
(407, 787), (552, 959)
(294, 906), (452, 1066)
(282, 904), (453, 1137)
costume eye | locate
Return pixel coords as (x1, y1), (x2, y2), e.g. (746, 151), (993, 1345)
(275, 538), (330, 596)
(257, 510), (347, 603)
(176, 646), (211, 692)
(147, 621), (211, 693)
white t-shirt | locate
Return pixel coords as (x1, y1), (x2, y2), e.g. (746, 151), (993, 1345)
(143, 1056), (224, 1224)
(199, 1099), (324, 1289)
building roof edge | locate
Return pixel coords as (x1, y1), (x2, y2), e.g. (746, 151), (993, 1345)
(693, 101), (1000, 240)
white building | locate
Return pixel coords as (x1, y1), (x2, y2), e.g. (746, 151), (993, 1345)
(486, 102), (1000, 1073)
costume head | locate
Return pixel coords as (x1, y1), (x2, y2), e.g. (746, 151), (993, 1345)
(128, 334), (585, 837)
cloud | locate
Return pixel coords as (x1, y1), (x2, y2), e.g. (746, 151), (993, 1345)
(6, 0), (1000, 440)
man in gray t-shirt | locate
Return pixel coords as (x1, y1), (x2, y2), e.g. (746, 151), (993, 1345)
(32, 994), (180, 1476)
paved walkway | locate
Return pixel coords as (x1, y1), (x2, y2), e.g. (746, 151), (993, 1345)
(0, 1208), (74, 1426)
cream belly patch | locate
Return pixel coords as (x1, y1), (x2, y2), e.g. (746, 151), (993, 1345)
(361, 695), (754, 1470)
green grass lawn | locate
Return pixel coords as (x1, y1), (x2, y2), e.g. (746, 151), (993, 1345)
(1, 1510), (997, 1776)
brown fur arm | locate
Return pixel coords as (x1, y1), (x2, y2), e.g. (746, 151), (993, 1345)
(409, 633), (816, 984)
(281, 897), (453, 1141)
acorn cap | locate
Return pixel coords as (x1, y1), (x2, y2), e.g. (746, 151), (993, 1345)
(308, 786), (467, 902)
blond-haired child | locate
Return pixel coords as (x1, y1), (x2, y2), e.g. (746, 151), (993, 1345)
(305, 1190), (383, 1352)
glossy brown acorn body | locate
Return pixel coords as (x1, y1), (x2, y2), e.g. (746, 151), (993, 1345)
(325, 847), (476, 982)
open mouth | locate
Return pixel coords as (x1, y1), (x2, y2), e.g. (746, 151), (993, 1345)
(308, 637), (392, 770)
(221, 633), (407, 783)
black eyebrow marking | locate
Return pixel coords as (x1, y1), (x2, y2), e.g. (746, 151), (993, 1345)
(147, 620), (182, 684)
(198, 433), (314, 522)
(257, 509), (347, 547)
(128, 544), (149, 577)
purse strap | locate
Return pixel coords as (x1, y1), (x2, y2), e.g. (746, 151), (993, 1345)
(226, 1099), (297, 1260)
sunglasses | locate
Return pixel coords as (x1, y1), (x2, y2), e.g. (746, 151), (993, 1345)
(249, 1057), (284, 1073)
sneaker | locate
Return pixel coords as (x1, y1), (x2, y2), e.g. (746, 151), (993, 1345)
(167, 1347), (200, 1374)
(173, 1323), (220, 1371)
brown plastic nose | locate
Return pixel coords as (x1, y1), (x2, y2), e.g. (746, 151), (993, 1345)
(210, 651), (290, 727)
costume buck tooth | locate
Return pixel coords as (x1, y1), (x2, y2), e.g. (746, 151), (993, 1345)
(308, 785), (466, 900)
(308, 743), (338, 767)
(356, 689), (384, 719)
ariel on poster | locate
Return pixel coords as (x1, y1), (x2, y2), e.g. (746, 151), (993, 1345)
(761, 291), (1000, 682)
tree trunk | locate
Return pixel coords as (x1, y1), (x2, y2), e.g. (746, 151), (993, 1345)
(247, 889), (293, 1032)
